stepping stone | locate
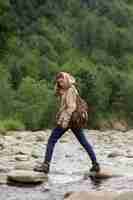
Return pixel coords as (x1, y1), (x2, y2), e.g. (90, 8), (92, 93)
(88, 168), (122, 179)
(15, 161), (34, 170)
(7, 170), (47, 184)
(115, 191), (133, 200)
(15, 155), (29, 161)
(64, 191), (118, 200)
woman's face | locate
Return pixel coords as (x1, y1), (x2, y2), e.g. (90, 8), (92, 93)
(56, 78), (66, 88)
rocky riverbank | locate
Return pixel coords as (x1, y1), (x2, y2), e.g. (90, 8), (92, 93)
(0, 129), (133, 199)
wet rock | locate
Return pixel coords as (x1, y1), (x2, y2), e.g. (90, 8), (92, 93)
(115, 192), (133, 200)
(35, 132), (46, 142)
(11, 146), (31, 155)
(0, 174), (8, 184)
(88, 168), (121, 179)
(0, 158), (14, 172)
(97, 120), (111, 131)
(16, 147), (31, 155)
(31, 148), (42, 158)
(0, 165), (11, 173)
(31, 153), (40, 159)
(15, 135), (22, 140)
(15, 155), (29, 161)
(0, 143), (4, 150)
(126, 154), (133, 158)
(111, 120), (128, 132)
(24, 135), (36, 143)
(13, 131), (30, 139)
(7, 170), (47, 183)
(14, 161), (35, 170)
(108, 151), (123, 158)
(0, 137), (5, 149)
(4, 135), (15, 143)
(64, 191), (118, 200)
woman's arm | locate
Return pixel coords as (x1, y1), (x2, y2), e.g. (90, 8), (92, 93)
(57, 87), (77, 128)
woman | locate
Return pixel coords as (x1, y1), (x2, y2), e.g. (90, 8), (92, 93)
(34, 72), (100, 174)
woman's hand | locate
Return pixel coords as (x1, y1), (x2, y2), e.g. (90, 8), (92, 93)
(57, 112), (71, 129)
(61, 120), (69, 129)
(57, 118), (69, 129)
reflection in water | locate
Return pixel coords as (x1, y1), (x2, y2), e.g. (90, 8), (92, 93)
(83, 173), (107, 190)
(90, 175), (105, 188)
(90, 176), (103, 185)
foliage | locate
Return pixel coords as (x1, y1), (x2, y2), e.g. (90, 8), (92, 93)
(13, 77), (56, 130)
(0, 0), (133, 129)
(0, 119), (25, 134)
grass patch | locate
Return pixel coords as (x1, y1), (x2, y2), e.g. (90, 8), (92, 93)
(0, 119), (25, 134)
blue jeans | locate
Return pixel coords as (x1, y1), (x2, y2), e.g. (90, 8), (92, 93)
(44, 127), (98, 165)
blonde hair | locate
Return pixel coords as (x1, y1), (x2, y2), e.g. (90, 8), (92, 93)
(56, 72), (75, 86)
(55, 72), (76, 95)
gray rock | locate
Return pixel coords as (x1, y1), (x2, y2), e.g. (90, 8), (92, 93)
(15, 147), (31, 155)
(115, 192), (133, 200)
(88, 168), (122, 179)
(14, 161), (35, 170)
(31, 149), (42, 158)
(126, 154), (133, 158)
(64, 191), (118, 200)
(108, 151), (123, 158)
(0, 165), (11, 173)
(0, 158), (14, 172)
(15, 155), (29, 161)
(0, 174), (8, 184)
(0, 138), (4, 150)
(111, 121), (128, 132)
(7, 170), (47, 183)
(35, 133), (46, 142)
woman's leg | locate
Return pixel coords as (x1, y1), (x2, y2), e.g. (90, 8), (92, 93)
(34, 127), (68, 173)
(71, 128), (100, 172)
(44, 127), (68, 163)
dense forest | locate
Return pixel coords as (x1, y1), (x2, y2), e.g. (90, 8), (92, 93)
(0, 0), (133, 131)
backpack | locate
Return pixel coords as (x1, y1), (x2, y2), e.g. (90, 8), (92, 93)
(69, 95), (89, 129)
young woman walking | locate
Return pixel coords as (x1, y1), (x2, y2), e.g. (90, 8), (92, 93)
(34, 72), (100, 174)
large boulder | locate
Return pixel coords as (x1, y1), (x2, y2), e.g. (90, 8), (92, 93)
(64, 191), (118, 200)
(111, 120), (128, 132)
(7, 170), (47, 184)
(96, 120), (111, 131)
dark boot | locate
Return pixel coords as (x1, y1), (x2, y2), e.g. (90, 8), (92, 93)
(90, 162), (100, 174)
(34, 161), (50, 174)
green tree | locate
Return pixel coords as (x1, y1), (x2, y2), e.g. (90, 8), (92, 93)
(14, 77), (56, 129)
(0, 64), (14, 118)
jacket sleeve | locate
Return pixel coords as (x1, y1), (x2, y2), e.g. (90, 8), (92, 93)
(65, 87), (77, 114)
(57, 87), (77, 127)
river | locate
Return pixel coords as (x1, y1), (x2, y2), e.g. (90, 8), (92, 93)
(0, 129), (133, 199)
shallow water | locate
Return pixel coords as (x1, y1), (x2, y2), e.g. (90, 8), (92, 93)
(1, 129), (133, 200)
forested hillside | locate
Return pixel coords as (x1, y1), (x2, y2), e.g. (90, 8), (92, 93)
(0, 0), (133, 130)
